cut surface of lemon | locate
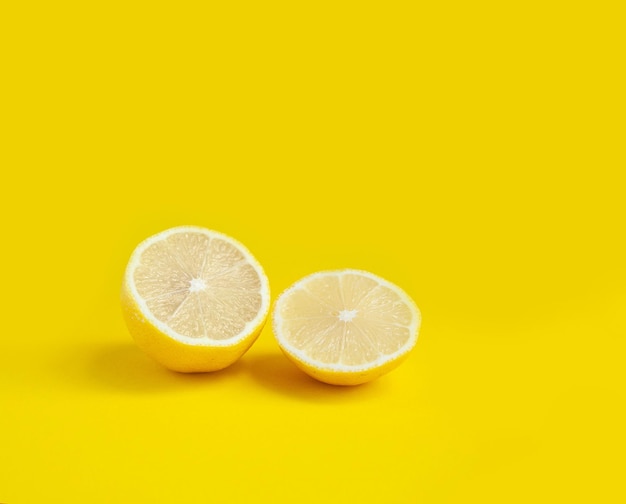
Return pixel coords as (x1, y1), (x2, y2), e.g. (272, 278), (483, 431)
(272, 270), (421, 385)
(121, 226), (270, 372)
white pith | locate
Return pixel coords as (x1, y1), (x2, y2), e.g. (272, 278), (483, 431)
(189, 278), (206, 293)
(338, 309), (358, 322)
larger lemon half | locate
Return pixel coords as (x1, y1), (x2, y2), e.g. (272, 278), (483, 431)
(121, 226), (270, 372)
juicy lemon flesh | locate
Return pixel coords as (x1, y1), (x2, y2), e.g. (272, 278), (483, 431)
(122, 227), (269, 372)
(133, 231), (263, 341)
(274, 271), (420, 385)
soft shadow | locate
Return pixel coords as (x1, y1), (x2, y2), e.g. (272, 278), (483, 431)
(60, 341), (247, 394)
(245, 353), (387, 402)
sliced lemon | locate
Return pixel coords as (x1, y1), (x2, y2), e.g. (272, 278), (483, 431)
(121, 226), (270, 372)
(272, 270), (421, 385)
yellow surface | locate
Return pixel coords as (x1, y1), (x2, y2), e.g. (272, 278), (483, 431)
(1, 1), (624, 503)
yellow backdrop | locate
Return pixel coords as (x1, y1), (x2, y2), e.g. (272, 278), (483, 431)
(1, 1), (624, 503)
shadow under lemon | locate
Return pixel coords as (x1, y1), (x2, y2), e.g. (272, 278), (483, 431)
(243, 352), (390, 401)
(72, 341), (247, 393)
(61, 339), (390, 398)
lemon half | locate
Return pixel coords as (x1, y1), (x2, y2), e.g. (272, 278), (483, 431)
(272, 270), (421, 385)
(121, 226), (270, 372)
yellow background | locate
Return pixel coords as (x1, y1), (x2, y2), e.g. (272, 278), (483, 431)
(1, 1), (624, 502)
